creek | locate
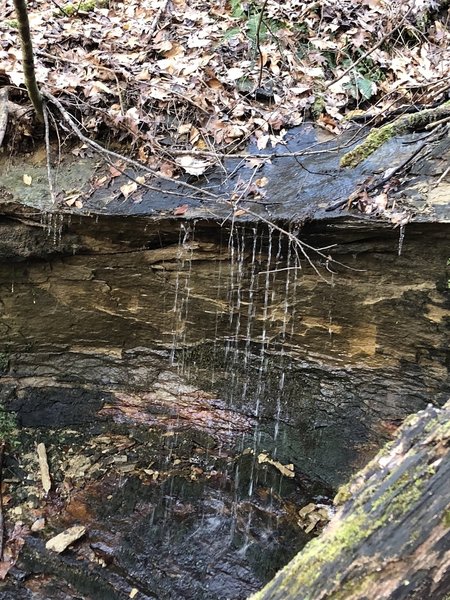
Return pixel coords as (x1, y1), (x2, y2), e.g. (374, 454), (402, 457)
(0, 216), (449, 599)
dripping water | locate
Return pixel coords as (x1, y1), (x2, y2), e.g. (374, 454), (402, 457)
(398, 223), (405, 256)
(170, 222), (196, 370)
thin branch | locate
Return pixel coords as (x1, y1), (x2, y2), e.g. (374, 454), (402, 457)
(13, 0), (43, 121)
(147, 0), (170, 40)
(233, 206), (363, 282)
(43, 103), (57, 204)
(47, 0), (69, 17)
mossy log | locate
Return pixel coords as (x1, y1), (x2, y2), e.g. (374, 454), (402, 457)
(250, 401), (450, 600)
(340, 101), (450, 168)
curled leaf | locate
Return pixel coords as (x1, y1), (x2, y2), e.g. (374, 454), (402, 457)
(175, 156), (212, 176)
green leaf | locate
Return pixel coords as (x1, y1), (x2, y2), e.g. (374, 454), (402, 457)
(230, 0), (244, 18)
(223, 26), (241, 40)
(357, 77), (375, 100)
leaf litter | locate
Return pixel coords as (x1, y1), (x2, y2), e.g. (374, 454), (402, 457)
(1, 0), (449, 173)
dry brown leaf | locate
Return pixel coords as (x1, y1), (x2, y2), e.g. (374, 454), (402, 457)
(109, 165), (122, 177)
(173, 204), (189, 216)
(120, 181), (138, 199)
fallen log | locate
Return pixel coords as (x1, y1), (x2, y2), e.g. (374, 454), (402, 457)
(250, 400), (450, 600)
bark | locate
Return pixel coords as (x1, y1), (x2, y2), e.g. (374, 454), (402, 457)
(250, 401), (450, 600)
(13, 0), (44, 122)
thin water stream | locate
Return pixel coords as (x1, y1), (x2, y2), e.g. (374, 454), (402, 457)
(0, 220), (449, 599)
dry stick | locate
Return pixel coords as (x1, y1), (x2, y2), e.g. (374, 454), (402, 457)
(147, 0), (170, 39)
(47, 0), (69, 17)
(425, 114), (450, 129)
(13, 0), (43, 122)
(255, 0), (269, 89)
(43, 104), (57, 205)
(0, 88), (8, 148)
(435, 165), (450, 185)
(325, 7), (412, 90)
(42, 90), (220, 200)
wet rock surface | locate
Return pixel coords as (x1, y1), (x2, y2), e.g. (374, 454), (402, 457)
(2, 123), (450, 230)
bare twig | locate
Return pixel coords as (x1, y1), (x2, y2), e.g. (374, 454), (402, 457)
(435, 165), (450, 186)
(424, 115), (450, 130)
(255, 0), (269, 89)
(37, 442), (52, 494)
(43, 103), (57, 204)
(47, 0), (69, 17)
(147, 0), (170, 40)
(233, 206), (363, 282)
